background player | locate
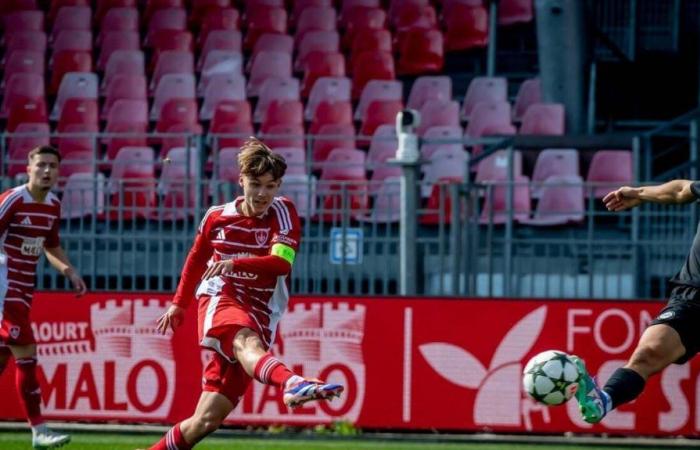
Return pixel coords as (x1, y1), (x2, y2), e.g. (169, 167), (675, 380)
(147, 138), (342, 450)
(0, 145), (87, 449)
(574, 179), (700, 423)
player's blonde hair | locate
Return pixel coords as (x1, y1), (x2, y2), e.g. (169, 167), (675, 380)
(238, 137), (287, 180)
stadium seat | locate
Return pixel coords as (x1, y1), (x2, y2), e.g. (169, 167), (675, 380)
(295, 30), (340, 73)
(50, 6), (91, 42)
(198, 51), (244, 95)
(159, 122), (201, 159)
(479, 176), (531, 224)
(301, 52), (346, 99)
(143, 0), (184, 24)
(158, 146), (199, 219)
(149, 31), (194, 72)
(250, 34), (294, 71)
(0, 0), (37, 16)
(421, 126), (464, 160)
(279, 174), (317, 219)
(260, 124), (305, 149)
(150, 50), (195, 92)
(340, 0), (380, 26)
(309, 101), (353, 134)
(96, 0), (137, 24)
(151, 73), (196, 120)
(56, 124), (96, 163)
(155, 98), (200, 133)
(261, 100), (303, 133)
(464, 101), (517, 161)
(102, 74), (147, 119)
(98, 8), (138, 44)
(4, 31), (47, 55)
(2, 50), (44, 87)
(61, 173), (106, 219)
(253, 77), (300, 123)
(3, 10), (44, 33)
(513, 78), (541, 122)
(407, 76), (452, 111)
(531, 149), (580, 198)
(107, 146), (157, 220)
(586, 150), (633, 199)
(312, 123), (356, 167)
(461, 76), (508, 121)
(291, 0), (332, 25)
(198, 30), (243, 70)
(519, 103), (565, 135)
(352, 51), (395, 99)
(210, 101), (252, 149)
(248, 51), (292, 97)
(342, 7), (387, 50)
(355, 80), (403, 122)
(59, 148), (95, 180)
(367, 125), (398, 166)
(200, 74), (247, 120)
(215, 146), (241, 183)
(48, 0), (89, 24)
(475, 150), (524, 183)
(50, 30), (93, 58)
(417, 99), (460, 136)
(360, 100), (404, 139)
(51, 72), (99, 120)
(362, 177), (401, 223)
(104, 122), (149, 161)
(444, 3), (489, 51)
(1, 73), (45, 118)
(191, 0), (232, 25)
(349, 29), (392, 74)
(57, 98), (99, 132)
(101, 51), (145, 94)
(305, 77), (352, 121)
(522, 175), (584, 226)
(499, 0), (534, 25)
(7, 99), (48, 131)
(422, 146), (469, 197)
(7, 123), (50, 177)
(275, 147), (307, 175)
(211, 123), (254, 151)
(145, 7), (187, 46)
(318, 148), (368, 220)
(243, 6), (287, 51)
(97, 31), (140, 71)
(295, 7), (337, 45)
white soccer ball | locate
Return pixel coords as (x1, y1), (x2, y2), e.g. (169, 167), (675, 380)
(522, 350), (580, 406)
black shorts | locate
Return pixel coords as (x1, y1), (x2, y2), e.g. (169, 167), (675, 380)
(650, 285), (700, 364)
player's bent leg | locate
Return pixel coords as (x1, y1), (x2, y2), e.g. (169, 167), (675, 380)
(0, 345), (11, 377)
(179, 391), (235, 446)
(625, 323), (686, 378)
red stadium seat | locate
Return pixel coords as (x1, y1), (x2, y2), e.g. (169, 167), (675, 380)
(198, 51), (244, 94)
(159, 123), (200, 160)
(342, 7), (387, 50)
(48, 0), (88, 23)
(261, 124), (305, 149)
(340, 0), (380, 26)
(301, 52), (346, 98)
(145, 8), (187, 47)
(57, 98), (99, 132)
(291, 0), (332, 26)
(396, 29), (444, 76)
(531, 149), (580, 198)
(201, 74), (247, 120)
(519, 103), (565, 135)
(97, 31), (140, 71)
(198, 30), (242, 70)
(143, 0), (184, 24)
(210, 100), (252, 130)
(1, 73), (45, 118)
(4, 31), (47, 55)
(360, 100), (403, 139)
(96, 0), (137, 25)
(149, 30), (193, 72)
(104, 99), (150, 160)
(151, 73), (196, 120)
(155, 98), (200, 133)
(51, 72), (99, 120)
(50, 30), (93, 59)
(211, 123), (254, 151)
(394, 3), (437, 30)
(319, 148), (368, 220)
(295, 30), (340, 73)
(363, 177), (401, 222)
(50, 6), (91, 42)
(7, 122), (50, 177)
(355, 80), (403, 122)
(102, 74), (147, 119)
(4, 10), (44, 33)
(191, 0), (232, 27)
(2, 51), (44, 87)
(248, 51), (292, 97)
(388, 0), (429, 22)
(295, 7), (337, 45)
(513, 78), (541, 122)
(199, 8), (239, 47)
(107, 146), (157, 220)
(420, 177), (463, 225)
(56, 123), (96, 161)
(407, 76), (452, 110)
(352, 51), (395, 99)
(254, 77), (300, 124)
(261, 100), (303, 133)
(305, 77), (352, 121)
(498, 0), (534, 25)
(150, 50), (194, 92)
(417, 99), (460, 136)
(461, 76), (508, 120)
(444, 3), (489, 51)
(309, 101), (353, 134)
(215, 147), (241, 187)
(7, 99), (47, 131)
(98, 7), (138, 37)
(251, 34), (294, 69)
(479, 176), (531, 224)
(586, 150), (633, 199)
(243, 6), (287, 51)
(349, 29), (392, 74)
(312, 123), (356, 168)
(60, 149), (95, 180)
(102, 50), (145, 93)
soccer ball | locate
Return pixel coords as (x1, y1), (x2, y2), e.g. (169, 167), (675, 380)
(522, 350), (580, 406)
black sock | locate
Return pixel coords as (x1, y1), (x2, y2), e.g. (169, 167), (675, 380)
(603, 368), (646, 409)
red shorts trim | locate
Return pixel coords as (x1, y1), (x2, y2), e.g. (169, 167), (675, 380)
(0, 302), (34, 346)
(197, 295), (264, 361)
(202, 350), (252, 407)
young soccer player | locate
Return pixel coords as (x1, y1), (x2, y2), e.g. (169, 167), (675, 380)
(148, 138), (343, 450)
(574, 180), (700, 423)
(0, 145), (87, 449)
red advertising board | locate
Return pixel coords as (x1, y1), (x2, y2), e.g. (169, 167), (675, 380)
(1, 293), (699, 436)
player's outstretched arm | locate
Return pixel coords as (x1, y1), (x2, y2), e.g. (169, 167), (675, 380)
(603, 180), (696, 211)
(44, 246), (87, 296)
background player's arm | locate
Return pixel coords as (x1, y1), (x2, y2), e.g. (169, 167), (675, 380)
(44, 246), (87, 296)
(603, 180), (697, 211)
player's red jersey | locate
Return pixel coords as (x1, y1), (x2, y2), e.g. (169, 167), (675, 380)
(0, 185), (61, 309)
(173, 196), (301, 349)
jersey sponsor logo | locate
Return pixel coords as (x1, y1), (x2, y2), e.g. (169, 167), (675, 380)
(21, 237), (45, 256)
(255, 229), (269, 246)
(20, 217), (32, 226)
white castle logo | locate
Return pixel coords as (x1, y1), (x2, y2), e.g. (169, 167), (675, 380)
(419, 306), (551, 430)
(36, 299), (175, 419)
(230, 302), (366, 423)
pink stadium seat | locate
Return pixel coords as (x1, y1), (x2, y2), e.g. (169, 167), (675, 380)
(48, 0), (89, 23)
(360, 100), (404, 139)
(279, 175), (317, 219)
(367, 125), (398, 166)
(156, 98), (200, 133)
(96, 0), (137, 24)
(56, 124), (96, 162)
(275, 147), (306, 176)
(421, 177), (463, 226)
(50, 6), (91, 42)
(254, 77), (300, 123)
(586, 150), (633, 199)
(295, 30), (340, 72)
(421, 126), (464, 159)
(479, 176), (531, 224)
(4, 31), (47, 55)
(251, 34), (294, 68)
(248, 51), (292, 97)
(461, 76), (508, 121)
(7, 99), (48, 131)
(342, 7), (387, 50)
(513, 78), (542, 122)
(352, 51), (395, 99)
(98, 8), (138, 41)
(519, 103), (565, 135)
(97, 31), (140, 71)
(57, 98), (99, 132)
(151, 73), (196, 120)
(60, 148), (95, 180)
(158, 146), (199, 219)
(309, 101), (353, 134)
(210, 100), (252, 129)
(1, 73), (45, 118)
(104, 122), (149, 162)
(261, 100), (303, 133)
(3, 10), (44, 33)
(291, 0), (332, 25)
(295, 7), (337, 45)
(198, 51), (244, 94)
(216, 147), (241, 183)
(301, 52), (346, 99)
(312, 123), (356, 168)
(143, 0), (184, 24)
(150, 50), (195, 92)
(199, 8), (240, 48)
(475, 150), (524, 183)
(261, 124), (305, 149)
(319, 148), (368, 219)
(191, 0), (232, 26)
(444, 3), (489, 51)
(499, 0), (534, 25)
(50, 31), (93, 59)
(7, 123), (50, 177)
(422, 146), (469, 197)
(305, 77), (352, 121)
(211, 124), (254, 152)
(107, 146), (157, 220)
(243, 6), (287, 51)
(160, 123), (201, 159)
(106, 99), (149, 130)
(355, 80), (403, 122)
(149, 31), (194, 72)
(102, 74), (147, 119)
(2, 51), (44, 87)
(51, 72), (98, 120)
(102, 50), (145, 92)
(363, 177), (401, 222)
(417, 99), (460, 136)
(522, 175), (584, 226)
(198, 30), (242, 69)
(407, 76), (452, 110)
(145, 8), (187, 47)
(464, 101), (516, 161)
(200, 74), (247, 120)
(61, 173), (106, 219)
(349, 29), (392, 74)
(531, 149), (580, 198)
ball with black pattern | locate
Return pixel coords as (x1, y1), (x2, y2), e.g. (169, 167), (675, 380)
(522, 350), (580, 406)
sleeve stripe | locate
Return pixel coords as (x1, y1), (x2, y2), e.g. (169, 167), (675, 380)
(198, 205), (225, 233)
(0, 189), (23, 221)
(271, 199), (291, 232)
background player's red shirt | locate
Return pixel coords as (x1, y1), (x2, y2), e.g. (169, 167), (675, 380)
(0, 185), (61, 308)
(173, 196), (301, 345)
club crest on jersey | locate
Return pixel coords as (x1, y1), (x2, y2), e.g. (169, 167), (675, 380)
(21, 237), (45, 256)
(255, 229), (269, 246)
(9, 326), (20, 340)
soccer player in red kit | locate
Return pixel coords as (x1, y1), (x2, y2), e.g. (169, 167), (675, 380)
(0, 145), (87, 449)
(148, 138), (343, 450)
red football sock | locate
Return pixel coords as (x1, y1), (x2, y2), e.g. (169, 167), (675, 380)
(15, 357), (43, 426)
(149, 423), (192, 450)
(254, 353), (295, 388)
